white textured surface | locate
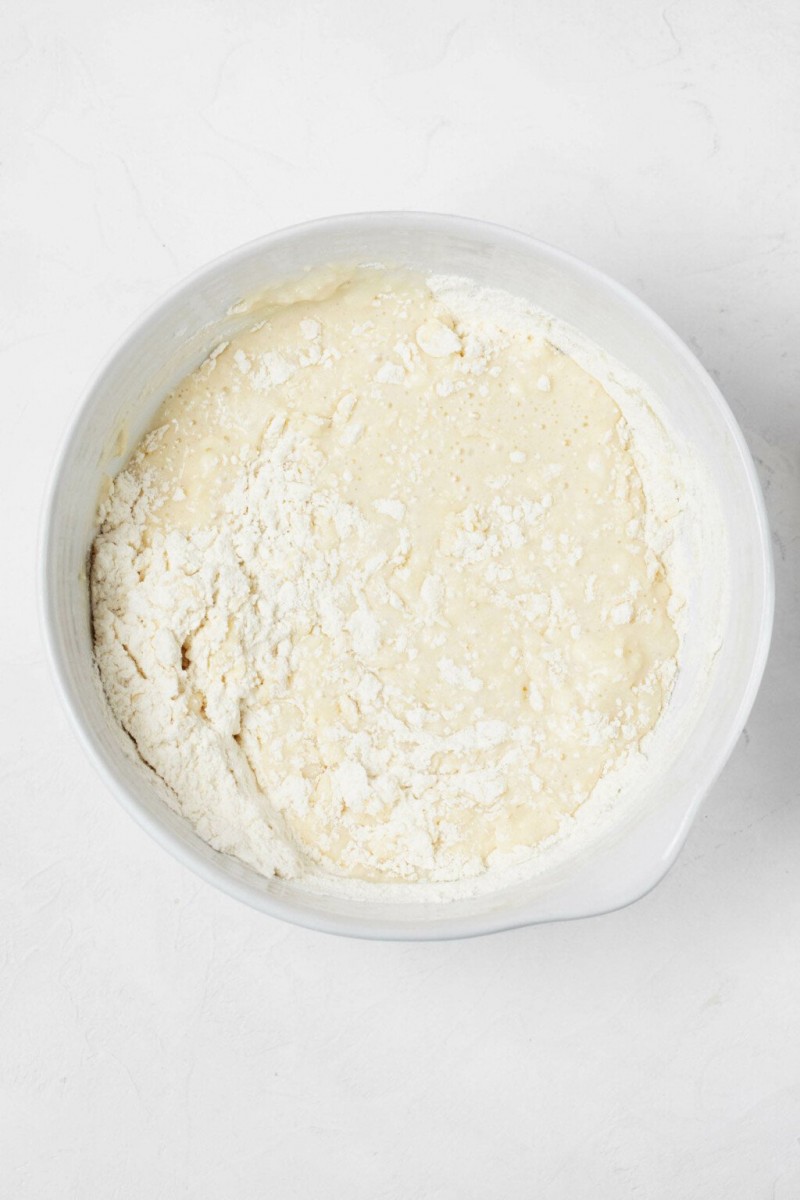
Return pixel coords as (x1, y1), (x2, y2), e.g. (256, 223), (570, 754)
(2, 0), (798, 1195)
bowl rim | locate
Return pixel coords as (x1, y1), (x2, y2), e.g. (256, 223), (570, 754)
(39, 210), (775, 940)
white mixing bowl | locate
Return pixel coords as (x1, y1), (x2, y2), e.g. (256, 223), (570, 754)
(40, 213), (774, 939)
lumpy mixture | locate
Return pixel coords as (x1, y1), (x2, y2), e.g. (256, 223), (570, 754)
(91, 267), (679, 887)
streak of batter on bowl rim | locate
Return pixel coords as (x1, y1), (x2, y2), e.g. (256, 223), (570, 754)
(90, 264), (724, 901)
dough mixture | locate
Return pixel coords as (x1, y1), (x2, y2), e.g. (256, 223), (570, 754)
(91, 267), (680, 889)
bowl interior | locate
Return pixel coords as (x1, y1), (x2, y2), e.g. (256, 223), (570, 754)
(42, 214), (773, 938)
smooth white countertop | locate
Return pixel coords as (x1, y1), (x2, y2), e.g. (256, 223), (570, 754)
(2, 1), (798, 1195)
